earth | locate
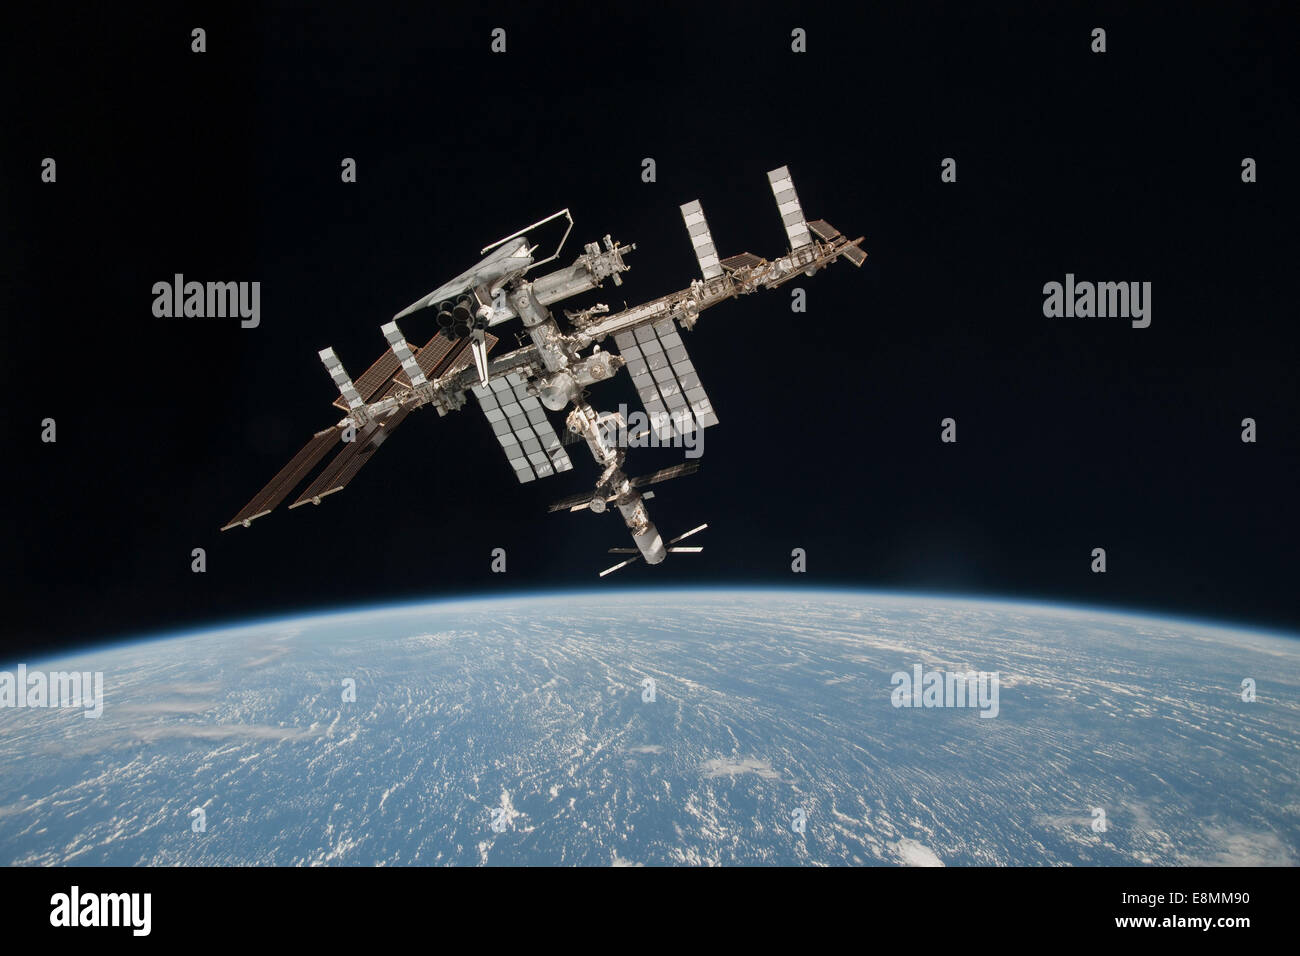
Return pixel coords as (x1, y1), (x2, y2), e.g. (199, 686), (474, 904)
(0, 590), (1296, 866)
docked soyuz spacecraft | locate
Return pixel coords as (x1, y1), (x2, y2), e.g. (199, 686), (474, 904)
(223, 167), (867, 574)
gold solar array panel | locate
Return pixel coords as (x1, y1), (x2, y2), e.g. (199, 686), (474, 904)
(329, 407), (411, 495)
(221, 426), (341, 529)
(331, 350), (403, 412)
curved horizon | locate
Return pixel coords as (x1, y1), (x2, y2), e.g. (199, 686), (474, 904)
(9, 585), (1298, 670)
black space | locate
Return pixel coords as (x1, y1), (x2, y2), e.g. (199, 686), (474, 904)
(3, 3), (1297, 660)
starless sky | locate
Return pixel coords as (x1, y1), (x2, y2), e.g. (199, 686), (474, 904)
(2, 3), (1298, 658)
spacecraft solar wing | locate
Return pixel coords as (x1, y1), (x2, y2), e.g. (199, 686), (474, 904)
(599, 556), (640, 577)
(680, 200), (723, 280)
(767, 165), (812, 251)
(806, 219), (841, 242)
(547, 489), (597, 513)
(807, 219), (867, 267)
(547, 460), (698, 514)
(841, 243), (867, 267)
(668, 523), (708, 545)
(408, 335), (459, 385)
(614, 319), (718, 440)
(719, 252), (764, 274)
(221, 426), (343, 530)
(319, 347), (365, 410)
(317, 408), (411, 499)
(332, 350), (403, 412)
(471, 371), (572, 483)
(288, 408), (410, 509)
(629, 460), (701, 488)
(381, 321), (427, 386)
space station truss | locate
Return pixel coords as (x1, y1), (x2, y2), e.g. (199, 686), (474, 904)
(225, 162), (867, 573)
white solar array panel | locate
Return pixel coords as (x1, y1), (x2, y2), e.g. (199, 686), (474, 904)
(767, 165), (812, 251)
(319, 347), (364, 410)
(680, 199), (722, 280)
(614, 319), (719, 441)
(472, 371), (573, 483)
(380, 321), (427, 387)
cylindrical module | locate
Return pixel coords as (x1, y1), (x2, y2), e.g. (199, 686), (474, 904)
(618, 497), (666, 565)
(633, 525), (667, 565)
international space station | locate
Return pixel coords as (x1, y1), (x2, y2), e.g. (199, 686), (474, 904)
(222, 166), (866, 574)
